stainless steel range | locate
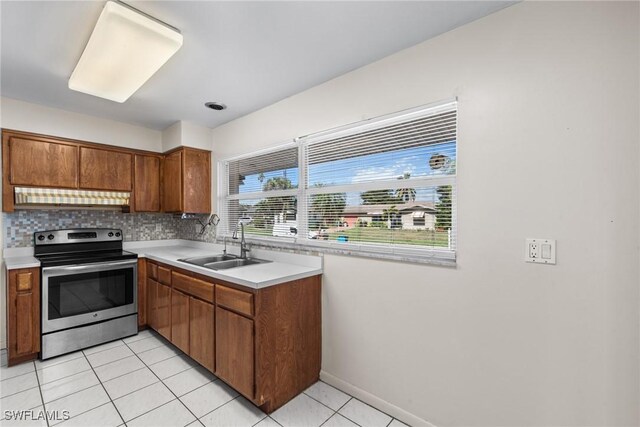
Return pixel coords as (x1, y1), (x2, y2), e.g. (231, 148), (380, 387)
(35, 229), (138, 359)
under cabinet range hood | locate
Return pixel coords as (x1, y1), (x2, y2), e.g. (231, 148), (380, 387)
(14, 187), (130, 207)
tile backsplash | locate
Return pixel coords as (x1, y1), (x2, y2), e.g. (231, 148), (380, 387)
(3, 209), (217, 248)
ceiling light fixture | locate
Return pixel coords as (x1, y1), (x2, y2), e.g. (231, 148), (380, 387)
(205, 102), (227, 111)
(68, 1), (183, 103)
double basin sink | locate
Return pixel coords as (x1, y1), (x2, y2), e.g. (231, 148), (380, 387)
(178, 254), (272, 271)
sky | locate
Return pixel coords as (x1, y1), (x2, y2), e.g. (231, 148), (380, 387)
(238, 140), (456, 207)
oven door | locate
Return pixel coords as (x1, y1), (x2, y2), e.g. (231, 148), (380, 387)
(42, 259), (137, 334)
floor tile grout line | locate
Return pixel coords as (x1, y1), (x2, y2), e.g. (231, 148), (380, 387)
(97, 365), (150, 388)
(336, 397), (353, 413)
(121, 339), (202, 424)
(155, 363), (212, 383)
(32, 360), (51, 427)
(42, 381), (103, 406)
(0, 383), (41, 400)
(56, 402), (117, 427)
(266, 416), (286, 427)
(0, 367), (38, 384)
(197, 394), (244, 423)
(85, 349), (138, 370)
(0, 366), (36, 382)
(303, 390), (352, 415)
(82, 350), (127, 427)
(81, 339), (126, 357)
(331, 398), (373, 427)
(339, 395), (397, 425)
(317, 411), (338, 427)
(146, 352), (192, 368)
(37, 367), (94, 387)
(34, 353), (86, 371)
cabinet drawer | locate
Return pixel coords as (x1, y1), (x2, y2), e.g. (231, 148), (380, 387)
(172, 271), (214, 303)
(158, 266), (171, 286)
(215, 285), (253, 317)
(147, 262), (157, 280)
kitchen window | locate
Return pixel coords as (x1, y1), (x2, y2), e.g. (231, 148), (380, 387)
(219, 99), (457, 263)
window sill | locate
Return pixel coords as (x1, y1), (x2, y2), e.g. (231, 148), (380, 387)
(218, 235), (457, 267)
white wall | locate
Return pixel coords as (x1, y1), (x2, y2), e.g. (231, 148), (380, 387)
(162, 120), (214, 152)
(0, 97), (162, 152)
(211, 2), (640, 426)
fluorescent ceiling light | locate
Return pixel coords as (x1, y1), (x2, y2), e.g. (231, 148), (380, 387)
(69, 1), (182, 103)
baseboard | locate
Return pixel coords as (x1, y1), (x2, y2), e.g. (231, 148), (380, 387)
(320, 370), (437, 427)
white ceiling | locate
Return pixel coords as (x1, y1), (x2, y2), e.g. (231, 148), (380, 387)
(1, 1), (514, 130)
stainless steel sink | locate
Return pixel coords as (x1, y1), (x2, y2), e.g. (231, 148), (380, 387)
(178, 254), (271, 270)
(178, 254), (238, 266)
(204, 258), (271, 270)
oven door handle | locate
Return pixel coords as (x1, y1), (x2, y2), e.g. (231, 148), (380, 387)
(42, 259), (138, 275)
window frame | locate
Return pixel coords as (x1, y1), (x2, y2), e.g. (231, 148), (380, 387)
(217, 99), (457, 265)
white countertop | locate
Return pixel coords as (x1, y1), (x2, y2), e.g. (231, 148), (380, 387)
(3, 255), (40, 269)
(3, 240), (323, 289)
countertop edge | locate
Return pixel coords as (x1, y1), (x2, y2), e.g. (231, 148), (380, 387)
(138, 252), (322, 289)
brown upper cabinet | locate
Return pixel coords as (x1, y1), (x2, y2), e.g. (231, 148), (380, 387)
(163, 147), (211, 214)
(134, 154), (162, 212)
(1, 129), (211, 213)
(79, 147), (132, 191)
(7, 135), (78, 188)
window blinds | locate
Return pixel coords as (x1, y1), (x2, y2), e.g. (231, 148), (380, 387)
(220, 100), (457, 260)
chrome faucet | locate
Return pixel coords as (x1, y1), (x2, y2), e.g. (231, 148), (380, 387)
(232, 220), (251, 259)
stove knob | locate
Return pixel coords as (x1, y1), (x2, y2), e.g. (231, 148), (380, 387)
(37, 235), (45, 241)
(115, 232), (121, 237)
(108, 232), (114, 237)
(47, 234), (55, 240)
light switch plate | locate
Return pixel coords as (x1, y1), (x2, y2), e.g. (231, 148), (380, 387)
(525, 238), (556, 264)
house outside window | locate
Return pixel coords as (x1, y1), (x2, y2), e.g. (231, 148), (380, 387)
(219, 100), (457, 263)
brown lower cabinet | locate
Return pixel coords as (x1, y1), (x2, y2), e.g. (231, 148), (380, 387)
(147, 279), (158, 330)
(6, 268), (40, 366)
(189, 297), (215, 372)
(171, 289), (190, 353)
(142, 260), (321, 413)
(215, 306), (254, 398)
(156, 282), (172, 340)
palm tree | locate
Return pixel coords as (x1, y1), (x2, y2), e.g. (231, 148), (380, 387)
(395, 173), (416, 202)
(382, 205), (399, 229)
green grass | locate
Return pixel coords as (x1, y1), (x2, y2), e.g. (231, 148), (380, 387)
(326, 227), (450, 247)
(244, 226), (273, 237)
(244, 225), (451, 248)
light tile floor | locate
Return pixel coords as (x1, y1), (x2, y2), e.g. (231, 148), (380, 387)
(0, 330), (409, 427)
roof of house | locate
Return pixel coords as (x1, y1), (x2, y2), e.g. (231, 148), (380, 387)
(343, 202), (435, 216)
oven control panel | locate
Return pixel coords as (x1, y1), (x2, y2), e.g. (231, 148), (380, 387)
(35, 229), (123, 245)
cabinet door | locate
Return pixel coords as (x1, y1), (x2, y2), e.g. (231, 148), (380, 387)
(183, 148), (211, 214)
(147, 279), (158, 331)
(190, 298), (214, 372)
(9, 137), (78, 188)
(137, 259), (147, 328)
(7, 268), (40, 365)
(156, 283), (172, 340)
(171, 290), (190, 354)
(215, 307), (254, 398)
(79, 147), (132, 191)
(163, 150), (182, 212)
(134, 154), (161, 212)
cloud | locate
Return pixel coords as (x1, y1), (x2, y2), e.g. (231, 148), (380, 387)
(350, 155), (420, 184)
